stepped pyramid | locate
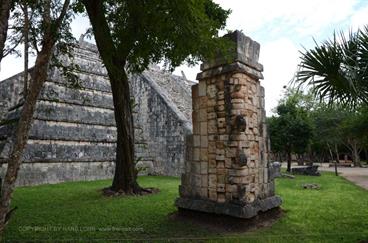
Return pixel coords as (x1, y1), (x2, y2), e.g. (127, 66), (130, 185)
(0, 40), (194, 186)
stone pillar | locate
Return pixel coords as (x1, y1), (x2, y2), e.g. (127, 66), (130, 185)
(175, 31), (282, 219)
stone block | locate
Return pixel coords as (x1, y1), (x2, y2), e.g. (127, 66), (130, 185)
(198, 81), (207, 97)
(193, 148), (200, 161)
(217, 193), (226, 203)
(217, 118), (226, 128)
(226, 184), (238, 194)
(217, 174), (226, 184)
(200, 122), (207, 135)
(225, 148), (237, 158)
(207, 112), (216, 120)
(209, 174), (217, 188)
(198, 96), (208, 109)
(200, 187), (208, 198)
(201, 175), (208, 188)
(229, 168), (249, 177)
(192, 84), (199, 99)
(208, 167), (217, 174)
(217, 183), (225, 192)
(194, 174), (202, 187)
(193, 135), (200, 147)
(191, 162), (201, 174)
(246, 192), (256, 203)
(200, 161), (208, 174)
(225, 158), (232, 168)
(209, 159), (216, 168)
(200, 136), (208, 148)
(199, 109), (207, 122)
(217, 161), (225, 169)
(193, 119), (200, 135)
(208, 120), (217, 134)
(200, 148), (208, 161)
(207, 84), (217, 98)
(217, 91), (224, 100)
(207, 153), (216, 160)
(219, 135), (229, 141)
(208, 142), (216, 153)
(207, 99), (216, 107)
(208, 189), (217, 201)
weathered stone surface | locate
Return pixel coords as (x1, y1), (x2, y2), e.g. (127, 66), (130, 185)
(0, 40), (194, 185)
(302, 183), (321, 189)
(177, 31), (281, 219)
(269, 161), (282, 180)
(0, 161), (115, 186)
(175, 196), (282, 219)
(292, 166), (321, 176)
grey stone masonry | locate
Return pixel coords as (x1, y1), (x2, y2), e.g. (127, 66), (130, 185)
(176, 31), (282, 219)
(0, 40), (193, 186)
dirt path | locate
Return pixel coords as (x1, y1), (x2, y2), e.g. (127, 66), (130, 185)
(319, 167), (368, 190)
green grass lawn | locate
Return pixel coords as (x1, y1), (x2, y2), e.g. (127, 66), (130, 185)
(4, 173), (368, 242)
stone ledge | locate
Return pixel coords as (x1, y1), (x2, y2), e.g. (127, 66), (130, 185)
(175, 195), (282, 219)
(196, 61), (263, 81)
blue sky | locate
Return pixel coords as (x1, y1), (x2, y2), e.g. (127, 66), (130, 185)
(1, 0), (367, 114)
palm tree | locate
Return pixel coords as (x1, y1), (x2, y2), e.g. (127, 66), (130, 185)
(295, 26), (368, 107)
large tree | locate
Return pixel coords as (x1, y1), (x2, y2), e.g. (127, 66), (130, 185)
(268, 89), (313, 172)
(310, 105), (347, 175)
(79, 0), (230, 194)
(0, 0), (73, 234)
(339, 106), (368, 167)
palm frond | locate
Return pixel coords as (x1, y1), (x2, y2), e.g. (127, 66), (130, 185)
(294, 25), (368, 107)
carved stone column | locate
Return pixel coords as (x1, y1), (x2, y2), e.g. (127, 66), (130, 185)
(176, 31), (282, 218)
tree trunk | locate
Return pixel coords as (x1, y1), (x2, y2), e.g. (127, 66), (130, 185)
(334, 144), (339, 164)
(287, 149), (292, 173)
(352, 143), (361, 167)
(0, 0), (11, 64)
(297, 154), (303, 166)
(23, 2), (29, 98)
(327, 143), (338, 176)
(109, 69), (140, 193)
(334, 143), (339, 176)
(0, 43), (53, 235)
(0, 0), (70, 235)
(327, 143), (334, 162)
(82, 0), (142, 193)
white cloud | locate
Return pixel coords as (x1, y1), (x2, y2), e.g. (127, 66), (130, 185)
(350, 4), (368, 30)
(260, 38), (300, 114)
(215, 0), (358, 36)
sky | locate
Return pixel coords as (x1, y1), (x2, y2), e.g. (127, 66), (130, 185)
(1, 0), (368, 114)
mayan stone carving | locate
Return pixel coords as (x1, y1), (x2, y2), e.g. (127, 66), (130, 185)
(176, 31), (282, 218)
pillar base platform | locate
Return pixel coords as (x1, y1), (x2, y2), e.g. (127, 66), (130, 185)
(175, 196), (282, 219)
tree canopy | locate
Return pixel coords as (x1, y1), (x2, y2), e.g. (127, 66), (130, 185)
(267, 89), (313, 172)
(80, 0), (231, 193)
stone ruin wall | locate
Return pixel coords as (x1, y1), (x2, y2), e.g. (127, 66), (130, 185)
(176, 31), (281, 218)
(0, 41), (193, 186)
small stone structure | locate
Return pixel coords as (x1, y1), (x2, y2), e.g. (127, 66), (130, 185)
(176, 31), (282, 219)
(292, 166), (320, 176)
(302, 183), (321, 189)
(0, 40), (193, 186)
